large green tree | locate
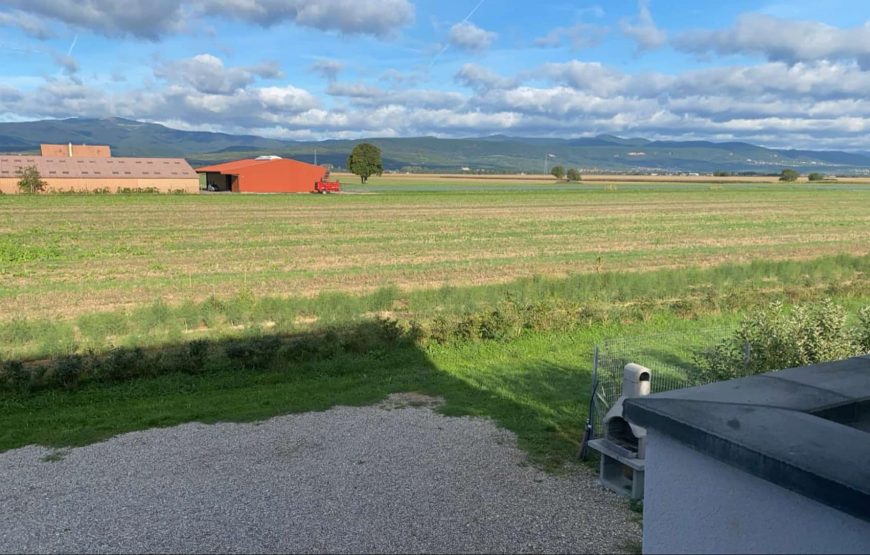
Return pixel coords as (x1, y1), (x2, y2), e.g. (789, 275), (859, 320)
(550, 165), (565, 180)
(347, 143), (383, 184)
(779, 168), (799, 182)
(17, 165), (47, 194)
(566, 168), (582, 182)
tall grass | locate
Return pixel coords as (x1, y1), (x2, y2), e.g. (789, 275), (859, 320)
(2, 253), (868, 362)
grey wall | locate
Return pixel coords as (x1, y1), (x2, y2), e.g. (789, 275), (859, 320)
(643, 429), (870, 554)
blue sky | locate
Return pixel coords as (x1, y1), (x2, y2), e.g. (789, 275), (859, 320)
(2, 0), (870, 148)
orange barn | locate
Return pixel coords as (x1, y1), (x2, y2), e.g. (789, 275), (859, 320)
(196, 157), (328, 193)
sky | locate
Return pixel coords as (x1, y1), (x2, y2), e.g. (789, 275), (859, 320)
(2, 0), (870, 149)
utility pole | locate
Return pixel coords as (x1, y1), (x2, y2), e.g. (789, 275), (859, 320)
(544, 153), (554, 175)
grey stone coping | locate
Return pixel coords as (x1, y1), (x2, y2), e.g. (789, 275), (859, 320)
(624, 355), (870, 523)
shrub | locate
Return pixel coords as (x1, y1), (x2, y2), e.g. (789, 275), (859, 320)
(855, 306), (870, 353)
(17, 165), (47, 194)
(477, 304), (523, 341)
(224, 335), (283, 370)
(807, 172), (825, 182)
(84, 347), (144, 382)
(1, 360), (30, 392)
(185, 339), (210, 373)
(428, 315), (453, 344)
(566, 168), (582, 182)
(50, 355), (85, 390)
(694, 300), (865, 383)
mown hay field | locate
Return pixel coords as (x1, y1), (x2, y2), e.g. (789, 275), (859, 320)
(2, 181), (869, 321)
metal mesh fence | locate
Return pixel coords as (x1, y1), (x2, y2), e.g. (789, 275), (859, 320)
(582, 325), (752, 456)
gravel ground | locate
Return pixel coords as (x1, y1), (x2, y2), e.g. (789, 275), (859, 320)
(0, 394), (641, 554)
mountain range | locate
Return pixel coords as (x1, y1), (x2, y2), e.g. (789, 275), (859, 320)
(2, 117), (870, 175)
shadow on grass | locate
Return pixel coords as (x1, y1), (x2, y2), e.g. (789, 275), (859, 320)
(0, 321), (589, 469)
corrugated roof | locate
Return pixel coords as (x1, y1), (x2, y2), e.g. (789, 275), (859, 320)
(0, 156), (197, 179)
(196, 157), (324, 174)
(196, 159), (271, 173)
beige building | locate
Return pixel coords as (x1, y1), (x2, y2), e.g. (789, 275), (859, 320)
(40, 143), (112, 158)
(0, 144), (199, 194)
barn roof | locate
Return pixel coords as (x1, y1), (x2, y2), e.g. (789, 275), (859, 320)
(196, 157), (324, 174)
(0, 156), (197, 179)
(196, 159), (270, 173)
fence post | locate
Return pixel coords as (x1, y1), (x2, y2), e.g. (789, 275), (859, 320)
(578, 345), (599, 461)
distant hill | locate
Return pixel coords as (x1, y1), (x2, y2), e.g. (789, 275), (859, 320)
(2, 117), (870, 174)
(0, 117), (290, 158)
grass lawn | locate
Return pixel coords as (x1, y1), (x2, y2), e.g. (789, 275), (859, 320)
(0, 312), (730, 467)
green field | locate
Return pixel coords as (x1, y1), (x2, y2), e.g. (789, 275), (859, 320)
(3, 181), (870, 321)
(2, 181), (870, 465)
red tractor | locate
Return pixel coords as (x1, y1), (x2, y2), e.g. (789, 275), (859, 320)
(314, 170), (341, 194)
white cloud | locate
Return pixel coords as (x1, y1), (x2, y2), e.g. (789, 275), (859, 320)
(200, 0), (415, 37)
(675, 14), (870, 67)
(534, 23), (608, 50)
(328, 81), (465, 110)
(454, 64), (517, 92)
(378, 69), (421, 87)
(309, 59), (344, 82)
(1, 0), (186, 39)
(448, 21), (496, 52)
(538, 61), (634, 97)
(0, 0), (414, 39)
(154, 54), (282, 95)
(10, 56), (870, 149)
(51, 52), (78, 75)
(0, 9), (54, 39)
(327, 82), (383, 98)
(619, 0), (666, 51)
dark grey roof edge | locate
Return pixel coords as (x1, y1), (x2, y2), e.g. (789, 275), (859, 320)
(624, 397), (870, 523)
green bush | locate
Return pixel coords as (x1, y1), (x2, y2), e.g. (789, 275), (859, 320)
(100, 347), (147, 382)
(695, 300), (868, 382)
(50, 355), (85, 390)
(856, 306), (870, 353)
(1, 360), (30, 391)
(224, 335), (282, 370)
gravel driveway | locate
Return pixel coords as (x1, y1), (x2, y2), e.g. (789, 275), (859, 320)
(0, 394), (640, 554)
